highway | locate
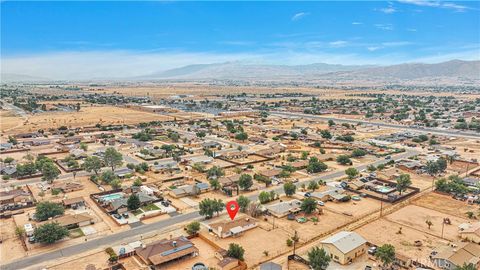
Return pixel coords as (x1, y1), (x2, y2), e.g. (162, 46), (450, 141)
(272, 111), (480, 139)
(1, 148), (419, 270)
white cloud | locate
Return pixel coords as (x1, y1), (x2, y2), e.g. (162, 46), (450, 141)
(398, 0), (469, 12)
(407, 28), (418, 32)
(379, 7), (397, 14)
(367, 47), (381, 51)
(329, 40), (348, 48)
(291, 12), (309, 21)
(352, 22), (363, 25)
(374, 23), (394, 31)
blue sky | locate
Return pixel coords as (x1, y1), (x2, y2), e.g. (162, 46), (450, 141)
(1, 1), (479, 79)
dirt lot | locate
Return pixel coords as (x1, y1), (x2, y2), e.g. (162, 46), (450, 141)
(0, 218), (27, 263)
(3, 105), (174, 134)
(356, 217), (449, 267)
(412, 192), (479, 219)
(201, 218), (292, 267)
(0, 110), (24, 132)
(48, 250), (110, 270)
(385, 204), (468, 241)
(323, 197), (383, 218)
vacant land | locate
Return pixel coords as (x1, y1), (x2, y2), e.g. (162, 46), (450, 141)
(3, 106), (174, 134)
(412, 192), (479, 219)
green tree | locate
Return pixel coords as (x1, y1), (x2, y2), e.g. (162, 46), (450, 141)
(258, 191), (271, 204)
(100, 170), (116, 184)
(79, 142), (88, 151)
(345, 167), (359, 180)
(336, 155), (352, 165)
(103, 147), (123, 170)
(186, 221), (200, 235)
(209, 178), (220, 190)
(227, 243), (245, 261)
(455, 263), (477, 270)
(307, 247), (331, 270)
(351, 149), (367, 157)
(238, 174), (253, 191)
(83, 156), (103, 176)
(328, 120), (335, 127)
(320, 130), (332, 139)
(35, 201), (64, 221)
(127, 194), (141, 210)
(396, 174), (412, 195)
(436, 157), (448, 173)
(237, 195), (250, 213)
(41, 162), (61, 183)
(375, 244), (396, 269)
(34, 222), (69, 244)
(207, 166), (224, 179)
(426, 161), (439, 176)
(196, 131), (206, 139)
(308, 180), (319, 191)
(235, 132), (248, 141)
(301, 198), (317, 214)
(307, 157), (328, 173)
(283, 181), (297, 196)
(199, 198), (215, 218)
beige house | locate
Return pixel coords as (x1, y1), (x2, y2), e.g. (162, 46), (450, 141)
(319, 231), (367, 265)
(208, 216), (257, 238)
(459, 222), (480, 244)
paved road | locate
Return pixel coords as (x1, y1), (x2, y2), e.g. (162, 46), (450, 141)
(272, 111), (480, 139)
(1, 149), (418, 270)
(1, 211), (202, 270)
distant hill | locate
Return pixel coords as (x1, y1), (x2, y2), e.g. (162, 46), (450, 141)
(138, 60), (479, 84)
(325, 60), (480, 80)
(1, 73), (51, 83)
(141, 62), (372, 80)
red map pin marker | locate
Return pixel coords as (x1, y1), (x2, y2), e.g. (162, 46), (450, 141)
(226, 201), (239, 220)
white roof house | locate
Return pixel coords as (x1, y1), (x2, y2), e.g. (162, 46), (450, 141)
(320, 231), (367, 254)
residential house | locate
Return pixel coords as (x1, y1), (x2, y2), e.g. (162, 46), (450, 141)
(431, 242), (480, 270)
(170, 183), (210, 198)
(52, 182), (84, 193)
(114, 167), (134, 178)
(62, 197), (85, 208)
(208, 216), (257, 238)
(265, 199), (302, 218)
(150, 160), (179, 173)
(135, 236), (198, 267)
(257, 168), (282, 180)
(39, 213), (94, 229)
(260, 262), (282, 270)
(459, 222), (480, 244)
(0, 188), (33, 205)
(319, 231), (367, 265)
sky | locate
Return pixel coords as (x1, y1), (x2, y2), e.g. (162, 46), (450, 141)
(1, 1), (480, 80)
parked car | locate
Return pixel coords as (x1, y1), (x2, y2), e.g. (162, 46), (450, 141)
(304, 192), (311, 198)
(28, 236), (36, 244)
(317, 201), (325, 206)
(122, 213), (129, 218)
(368, 246), (377, 255)
(113, 213), (121, 219)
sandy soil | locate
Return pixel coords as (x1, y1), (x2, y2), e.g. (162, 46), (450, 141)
(3, 106), (173, 134)
(0, 110), (24, 132)
(412, 192), (479, 219)
(355, 218), (447, 266)
(385, 204), (468, 241)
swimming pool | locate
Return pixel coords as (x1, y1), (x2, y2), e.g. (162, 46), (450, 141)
(377, 186), (395, 194)
(100, 193), (124, 202)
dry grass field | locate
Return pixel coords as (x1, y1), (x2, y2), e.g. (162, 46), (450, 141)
(2, 106), (173, 134)
(412, 192), (479, 218)
(0, 110), (24, 132)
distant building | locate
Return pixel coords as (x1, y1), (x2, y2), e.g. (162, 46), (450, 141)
(319, 231), (367, 265)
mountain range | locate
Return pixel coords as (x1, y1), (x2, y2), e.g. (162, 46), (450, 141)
(1, 59), (479, 85)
